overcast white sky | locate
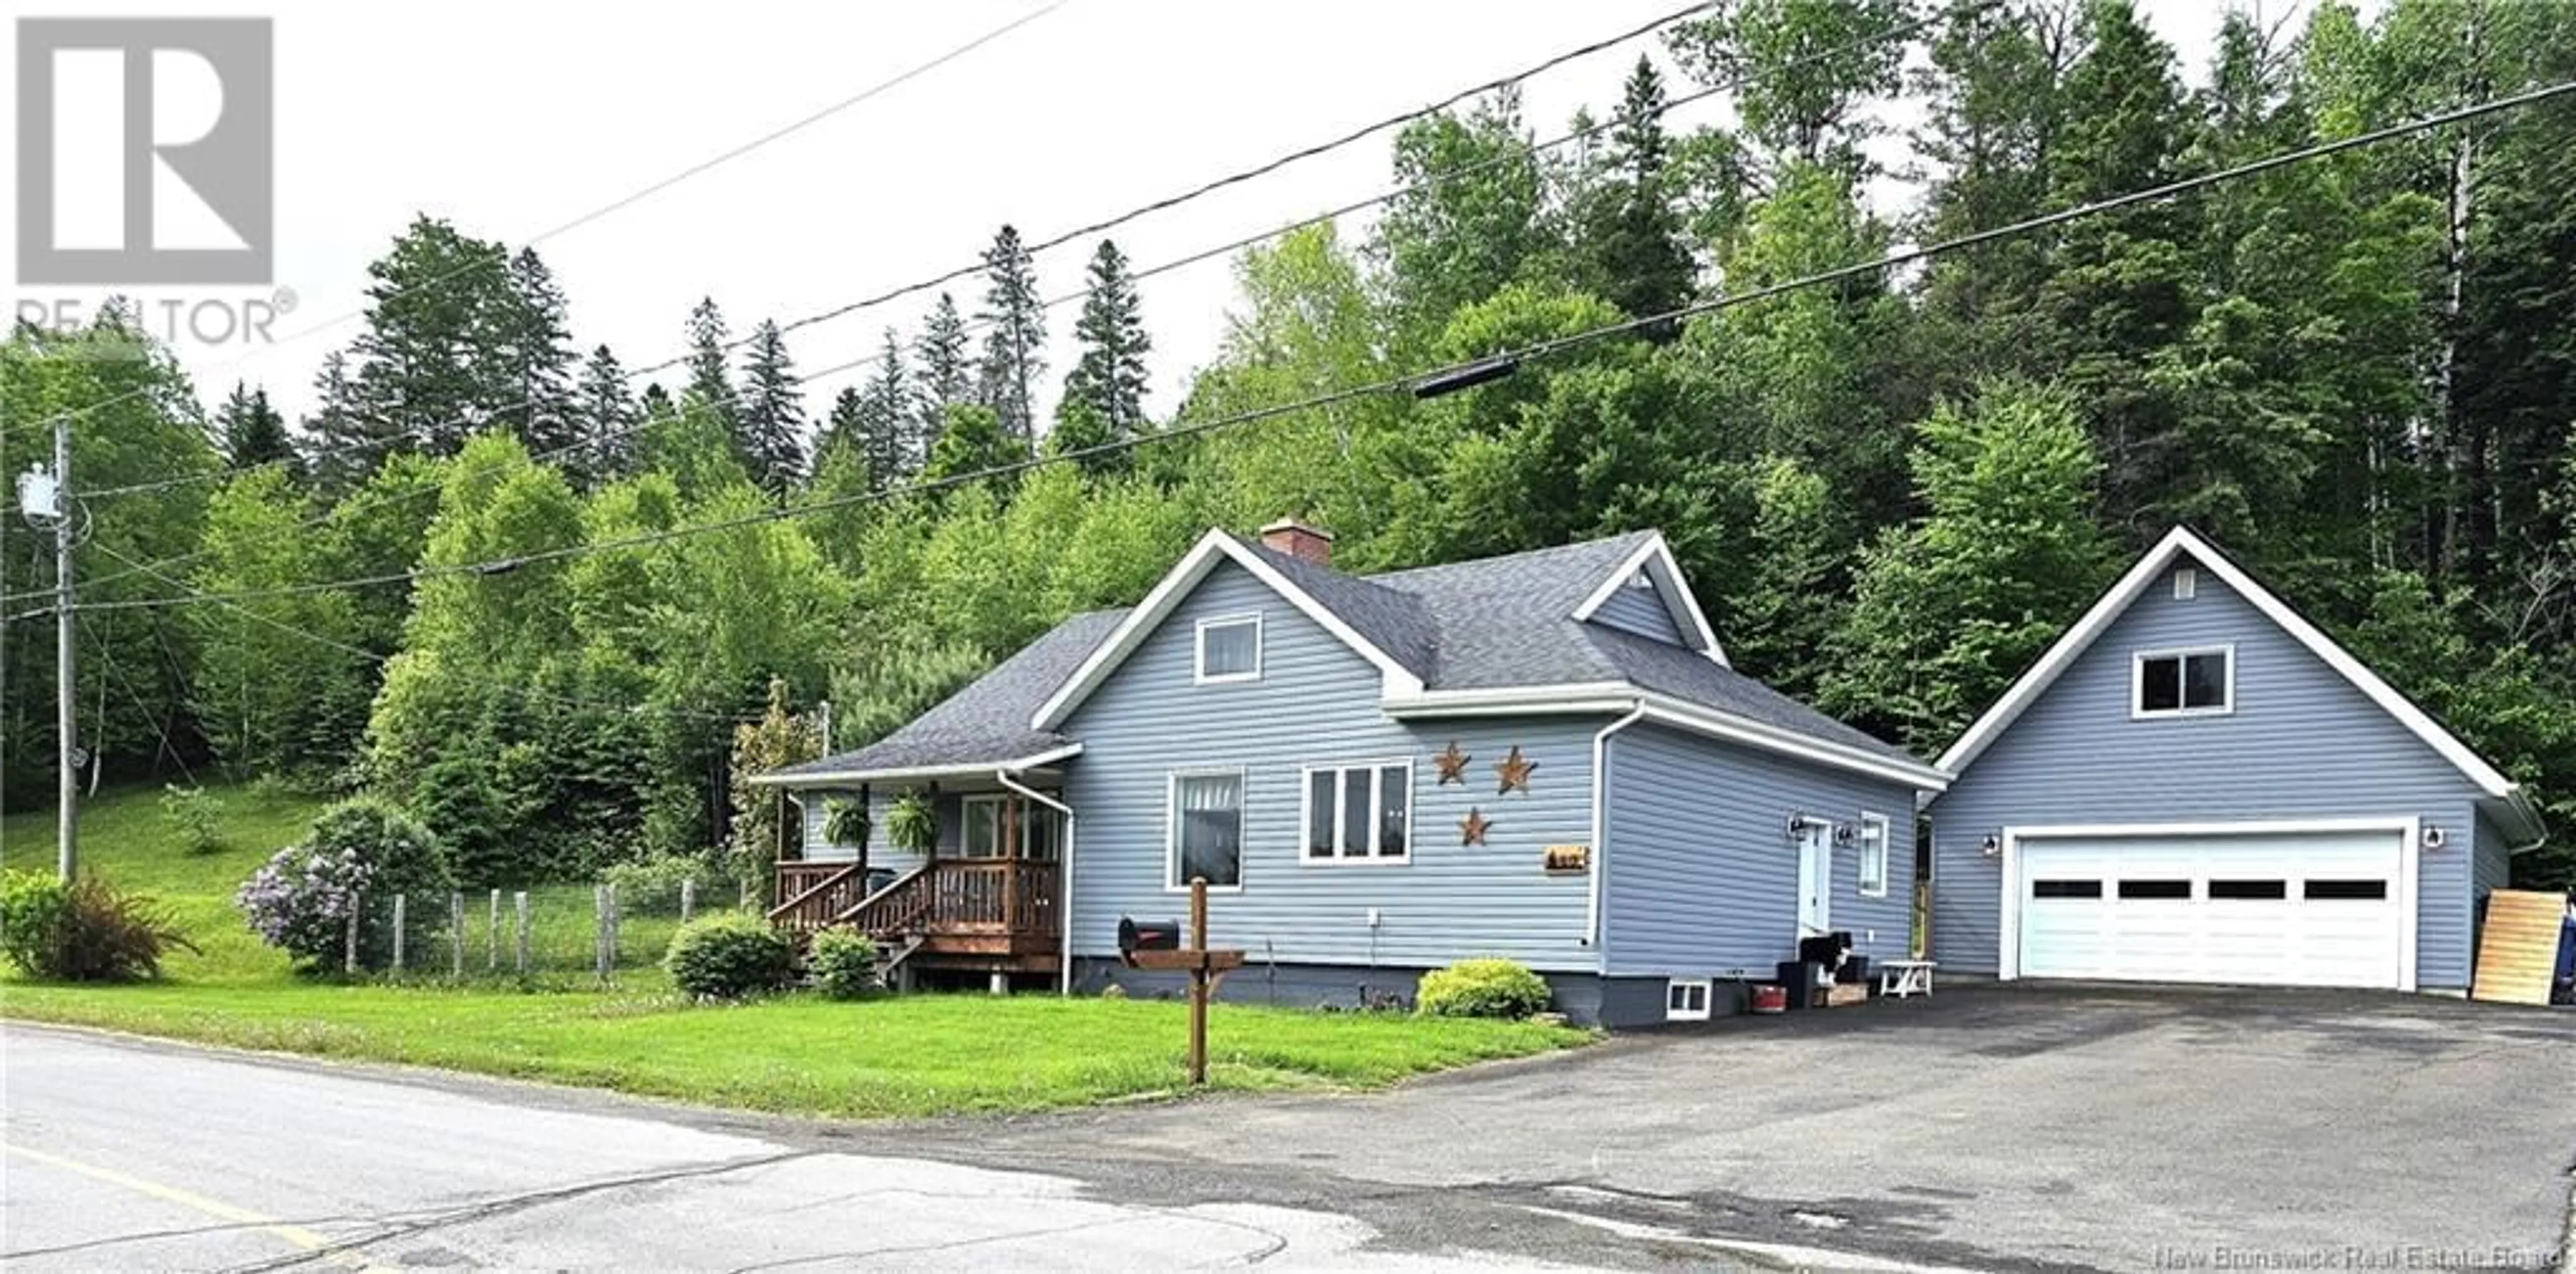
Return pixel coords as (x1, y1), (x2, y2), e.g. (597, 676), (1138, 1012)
(5, 1), (2290, 435)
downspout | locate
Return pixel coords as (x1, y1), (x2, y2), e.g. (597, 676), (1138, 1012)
(998, 769), (1077, 995)
(1587, 704), (1650, 967)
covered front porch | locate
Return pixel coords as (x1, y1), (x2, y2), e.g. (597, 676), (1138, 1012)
(761, 758), (1075, 986)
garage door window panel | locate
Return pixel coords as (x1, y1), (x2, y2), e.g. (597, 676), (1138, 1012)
(2118, 879), (2191, 899)
(2304, 879), (2388, 900)
(2031, 879), (2102, 898)
(2208, 879), (2287, 900)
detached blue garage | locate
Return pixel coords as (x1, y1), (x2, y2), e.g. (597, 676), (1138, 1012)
(1927, 527), (2546, 994)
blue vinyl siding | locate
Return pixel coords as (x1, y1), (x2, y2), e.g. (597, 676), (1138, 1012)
(1928, 566), (2488, 988)
(1062, 562), (1605, 972)
(1601, 723), (1918, 975)
(792, 787), (961, 873)
(1591, 574), (1690, 646)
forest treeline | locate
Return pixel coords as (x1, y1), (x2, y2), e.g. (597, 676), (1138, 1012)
(3, 0), (2570, 890)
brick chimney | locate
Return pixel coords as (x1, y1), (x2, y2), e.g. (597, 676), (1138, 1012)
(1259, 517), (1334, 566)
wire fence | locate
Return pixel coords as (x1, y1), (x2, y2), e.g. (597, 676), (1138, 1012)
(337, 876), (741, 988)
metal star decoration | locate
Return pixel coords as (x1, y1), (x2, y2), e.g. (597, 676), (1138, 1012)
(1494, 745), (1537, 795)
(1434, 741), (1472, 786)
(1459, 806), (1492, 846)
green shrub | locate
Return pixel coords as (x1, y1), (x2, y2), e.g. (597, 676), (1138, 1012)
(2, 869), (195, 981)
(600, 853), (716, 912)
(665, 913), (796, 1000)
(1416, 957), (1552, 1020)
(807, 927), (878, 1000)
(238, 798), (452, 972)
(160, 784), (229, 856)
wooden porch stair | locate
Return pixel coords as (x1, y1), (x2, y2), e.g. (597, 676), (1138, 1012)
(769, 858), (1061, 978)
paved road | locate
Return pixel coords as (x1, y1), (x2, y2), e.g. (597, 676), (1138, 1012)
(7, 988), (2572, 1273)
(0, 1026), (1660, 1273)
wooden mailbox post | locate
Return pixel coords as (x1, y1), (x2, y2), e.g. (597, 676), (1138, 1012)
(1120, 876), (1244, 1085)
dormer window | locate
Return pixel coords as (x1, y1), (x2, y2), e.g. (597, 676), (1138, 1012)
(2134, 646), (2232, 718)
(1195, 613), (1262, 684)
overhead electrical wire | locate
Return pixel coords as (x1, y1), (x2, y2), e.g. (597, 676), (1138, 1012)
(70, 0), (1729, 502)
(34, 72), (2575, 623)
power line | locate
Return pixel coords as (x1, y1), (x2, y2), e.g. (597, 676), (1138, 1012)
(36, 72), (2575, 621)
(72, 0), (1725, 502)
(41, 2), (1072, 447)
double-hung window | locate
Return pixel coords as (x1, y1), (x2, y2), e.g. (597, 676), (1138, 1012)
(1195, 614), (1262, 684)
(1856, 812), (1891, 898)
(1302, 761), (1411, 862)
(2134, 646), (2232, 717)
(1168, 771), (1244, 889)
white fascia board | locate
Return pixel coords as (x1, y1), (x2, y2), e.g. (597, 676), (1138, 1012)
(1030, 530), (1425, 731)
(749, 744), (1084, 788)
(1384, 684), (1946, 791)
(1569, 533), (1730, 666)
(1937, 527), (2524, 808)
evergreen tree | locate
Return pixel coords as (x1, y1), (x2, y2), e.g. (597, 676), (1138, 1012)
(1061, 240), (1152, 443)
(573, 345), (639, 488)
(819, 389), (877, 490)
(1576, 57), (1695, 322)
(914, 291), (972, 444)
(857, 327), (914, 485)
(304, 350), (377, 494)
(974, 225), (1047, 446)
(215, 382), (296, 476)
(498, 247), (579, 461)
(347, 215), (521, 457)
(684, 297), (735, 425)
(733, 319), (808, 496)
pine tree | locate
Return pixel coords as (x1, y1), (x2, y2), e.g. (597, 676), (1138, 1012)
(684, 297), (734, 425)
(858, 327), (914, 485)
(304, 350), (378, 494)
(498, 247), (580, 462)
(733, 319), (808, 496)
(1577, 58), (1695, 323)
(347, 215), (521, 457)
(819, 388), (876, 492)
(215, 382), (297, 477)
(1061, 240), (1152, 443)
(914, 293), (971, 459)
(974, 225), (1047, 447)
(573, 345), (639, 488)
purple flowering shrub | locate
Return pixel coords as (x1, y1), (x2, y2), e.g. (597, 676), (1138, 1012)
(238, 798), (452, 972)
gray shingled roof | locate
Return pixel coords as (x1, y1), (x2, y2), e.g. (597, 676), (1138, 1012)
(762, 608), (1128, 782)
(767, 528), (1924, 784)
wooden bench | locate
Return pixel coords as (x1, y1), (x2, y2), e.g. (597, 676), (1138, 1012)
(1878, 959), (1935, 999)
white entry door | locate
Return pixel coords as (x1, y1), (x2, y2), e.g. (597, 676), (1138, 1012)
(2013, 827), (2409, 990)
(1796, 822), (1833, 938)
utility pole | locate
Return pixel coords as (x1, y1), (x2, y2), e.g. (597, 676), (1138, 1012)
(52, 417), (76, 880)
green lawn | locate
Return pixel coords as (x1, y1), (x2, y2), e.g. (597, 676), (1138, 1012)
(1, 784), (1593, 1117)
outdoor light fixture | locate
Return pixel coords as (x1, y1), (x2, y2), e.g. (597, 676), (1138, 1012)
(1980, 834), (2002, 857)
(1411, 354), (1519, 399)
(2421, 824), (2448, 851)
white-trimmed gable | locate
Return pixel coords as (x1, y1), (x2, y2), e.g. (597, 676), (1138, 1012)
(1030, 530), (1425, 731)
(1570, 532), (1728, 665)
(1938, 527), (2544, 843)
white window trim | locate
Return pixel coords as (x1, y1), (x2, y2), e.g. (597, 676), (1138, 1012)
(959, 793), (1060, 859)
(2131, 644), (2235, 719)
(1857, 812), (1892, 898)
(1297, 758), (1415, 866)
(1666, 977), (1713, 1022)
(1165, 767), (1248, 894)
(1193, 612), (1264, 684)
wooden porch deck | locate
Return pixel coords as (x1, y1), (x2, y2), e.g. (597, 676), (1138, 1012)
(769, 858), (1061, 975)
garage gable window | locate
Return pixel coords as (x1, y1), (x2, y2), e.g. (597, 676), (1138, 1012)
(2133, 646), (2233, 718)
(1856, 813), (1891, 898)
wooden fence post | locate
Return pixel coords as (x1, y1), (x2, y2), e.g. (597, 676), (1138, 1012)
(514, 890), (531, 975)
(344, 892), (360, 975)
(449, 890), (464, 978)
(390, 894), (406, 973)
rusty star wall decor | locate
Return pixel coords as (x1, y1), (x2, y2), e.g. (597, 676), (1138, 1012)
(1434, 741), (1472, 786)
(1459, 806), (1492, 846)
(1494, 745), (1537, 795)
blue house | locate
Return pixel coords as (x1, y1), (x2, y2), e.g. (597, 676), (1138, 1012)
(757, 520), (1949, 1027)
(1928, 527), (2547, 994)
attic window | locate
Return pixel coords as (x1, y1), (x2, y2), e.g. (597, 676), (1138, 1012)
(1195, 614), (1262, 684)
(2135, 646), (2232, 717)
(2173, 568), (2198, 600)
(1624, 570), (1655, 590)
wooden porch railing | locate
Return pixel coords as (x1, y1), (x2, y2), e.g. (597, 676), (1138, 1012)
(838, 859), (1060, 946)
(767, 861), (869, 931)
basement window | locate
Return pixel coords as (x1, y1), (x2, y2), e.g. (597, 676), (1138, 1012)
(1666, 978), (1713, 1022)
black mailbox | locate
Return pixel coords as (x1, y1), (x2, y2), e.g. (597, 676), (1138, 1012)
(1118, 916), (1182, 964)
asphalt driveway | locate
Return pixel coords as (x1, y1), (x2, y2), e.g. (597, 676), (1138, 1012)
(957, 984), (2576, 1271)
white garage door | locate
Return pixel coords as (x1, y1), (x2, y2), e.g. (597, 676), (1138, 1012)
(2015, 828), (2408, 990)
